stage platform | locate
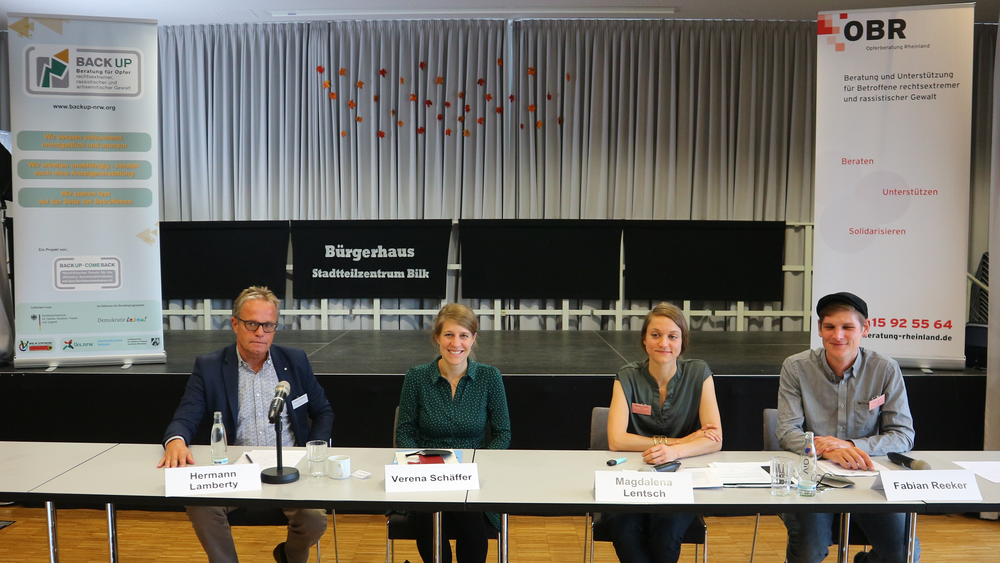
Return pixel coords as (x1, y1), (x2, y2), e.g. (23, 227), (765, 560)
(0, 330), (984, 452)
(0, 329), (966, 376)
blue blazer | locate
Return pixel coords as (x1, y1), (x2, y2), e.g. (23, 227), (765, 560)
(163, 343), (334, 448)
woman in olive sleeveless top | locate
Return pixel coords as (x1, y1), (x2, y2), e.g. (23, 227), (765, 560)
(605, 303), (723, 563)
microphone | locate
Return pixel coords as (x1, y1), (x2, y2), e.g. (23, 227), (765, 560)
(888, 452), (931, 470)
(267, 381), (291, 423)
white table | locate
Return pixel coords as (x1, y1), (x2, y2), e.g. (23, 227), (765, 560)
(469, 449), (925, 563)
(0, 441), (118, 563)
(13, 444), (993, 563)
(31, 444), (470, 563)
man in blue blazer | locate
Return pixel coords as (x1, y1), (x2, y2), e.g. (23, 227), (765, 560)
(158, 286), (334, 563)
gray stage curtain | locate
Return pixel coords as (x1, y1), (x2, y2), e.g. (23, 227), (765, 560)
(507, 20), (814, 330)
(986, 21), (1000, 451)
(972, 24), (997, 274)
(154, 19), (994, 331)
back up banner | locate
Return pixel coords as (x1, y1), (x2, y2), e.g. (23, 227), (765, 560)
(813, 4), (973, 368)
(9, 14), (164, 367)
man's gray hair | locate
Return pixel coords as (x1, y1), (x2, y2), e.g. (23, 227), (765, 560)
(232, 286), (280, 319)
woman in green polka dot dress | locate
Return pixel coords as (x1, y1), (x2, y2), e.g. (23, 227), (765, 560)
(396, 303), (511, 563)
(605, 303), (723, 563)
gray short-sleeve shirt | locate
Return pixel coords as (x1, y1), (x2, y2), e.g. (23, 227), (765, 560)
(616, 358), (712, 438)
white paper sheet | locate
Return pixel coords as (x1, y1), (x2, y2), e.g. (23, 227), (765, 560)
(681, 467), (725, 488)
(817, 459), (890, 477)
(239, 449), (306, 470)
(954, 461), (1000, 484)
(707, 462), (771, 484)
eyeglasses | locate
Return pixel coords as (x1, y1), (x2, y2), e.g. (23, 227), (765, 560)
(235, 317), (278, 333)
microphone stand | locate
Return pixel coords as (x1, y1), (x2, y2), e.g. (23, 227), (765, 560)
(261, 403), (299, 484)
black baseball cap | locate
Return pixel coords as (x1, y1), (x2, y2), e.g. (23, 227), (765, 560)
(816, 292), (868, 319)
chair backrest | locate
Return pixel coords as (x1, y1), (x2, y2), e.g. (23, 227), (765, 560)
(763, 408), (781, 451)
(393, 406), (400, 448)
(590, 407), (610, 450)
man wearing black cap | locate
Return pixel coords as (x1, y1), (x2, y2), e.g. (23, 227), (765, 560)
(776, 292), (919, 563)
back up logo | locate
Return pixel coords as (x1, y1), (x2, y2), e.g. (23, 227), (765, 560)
(36, 48), (70, 88)
(25, 45), (144, 97)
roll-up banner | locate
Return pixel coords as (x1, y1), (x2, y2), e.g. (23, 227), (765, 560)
(813, 4), (973, 369)
(8, 14), (164, 367)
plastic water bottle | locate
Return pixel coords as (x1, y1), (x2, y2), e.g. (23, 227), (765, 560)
(210, 411), (228, 464)
(797, 431), (818, 496)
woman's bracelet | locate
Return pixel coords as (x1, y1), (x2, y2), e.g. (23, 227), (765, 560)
(653, 435), (669, 446)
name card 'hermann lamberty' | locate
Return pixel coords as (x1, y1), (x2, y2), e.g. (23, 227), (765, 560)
(873, 470), (982, 502)
(384, 463), (480, 493)
(165, 464), (262, 497)
(594, 471), (695, 504)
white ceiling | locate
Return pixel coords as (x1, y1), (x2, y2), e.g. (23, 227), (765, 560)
(2, 0), (998, 31)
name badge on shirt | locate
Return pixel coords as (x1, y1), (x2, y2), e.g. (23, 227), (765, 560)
(291, 394), (308, 409)
(631, 403), (652, 416)
(869, 394), (885, 410)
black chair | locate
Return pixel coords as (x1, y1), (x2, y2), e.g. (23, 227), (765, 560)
(753, 408), (868, 563)
(226, 506), (337, 562)
(586, 407), (708, 563)
(386, 406), (505, 563)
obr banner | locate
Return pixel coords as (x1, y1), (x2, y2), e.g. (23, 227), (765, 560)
(813, 4), (973, 368)
(8, 14), (164, 366)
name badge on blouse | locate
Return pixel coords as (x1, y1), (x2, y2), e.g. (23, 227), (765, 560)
(631, 403), (652, 416)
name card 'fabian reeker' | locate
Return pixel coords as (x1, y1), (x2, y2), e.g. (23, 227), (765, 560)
(594, 471), (694, 503)
(165, 464), (262, 497)
(384, 463), (480, 493)
(873, 470), (982, 502)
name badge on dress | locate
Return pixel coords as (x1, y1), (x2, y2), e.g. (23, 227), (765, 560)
(631, 403), (652, 416)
